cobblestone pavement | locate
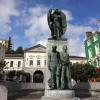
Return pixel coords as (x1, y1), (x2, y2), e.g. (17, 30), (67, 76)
(8, 89), (100, 100)
(8, 90), (44, 100)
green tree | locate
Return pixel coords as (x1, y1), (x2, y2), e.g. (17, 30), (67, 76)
(71, 63), (95, 82)
(16, 46), (24, 54)
(7, 70), (16, 79)
(0, 61), (7, 72)
(6, 37), (14, 54)
(0, 61), (7, 80)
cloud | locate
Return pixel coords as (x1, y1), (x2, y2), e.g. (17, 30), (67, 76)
(0, 0), (19, 34)
(66, 24), (93, 56)
(24, 5), (73, 43)
(67, 24), (92, 37)
(21, 5), (93, 56)
(88, 18), (98, 25)
(24, 5), (50, 39)
(68, 38), (85, 56)
(37, 40), (47, 46)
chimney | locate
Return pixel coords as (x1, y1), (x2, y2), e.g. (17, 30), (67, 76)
(86, 32), (92, 40)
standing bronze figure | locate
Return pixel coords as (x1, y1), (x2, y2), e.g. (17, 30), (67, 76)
(48, 45), (61, 89)
(47, 9), (67, 40)
(60, 45), (72, 89)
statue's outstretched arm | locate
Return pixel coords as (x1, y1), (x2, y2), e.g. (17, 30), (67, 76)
(47, 9), (53, 28)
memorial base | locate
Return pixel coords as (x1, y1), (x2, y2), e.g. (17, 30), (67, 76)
(41, 90), (79, 100)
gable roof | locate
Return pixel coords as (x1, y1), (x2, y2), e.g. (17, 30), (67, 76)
(70, 56), (86, 60)
(24, 44), (46, 53)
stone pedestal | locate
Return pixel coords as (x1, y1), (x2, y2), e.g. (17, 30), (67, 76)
(45, 39), (68, 90)
(41, 90), (79, 100)
(41, 39), (79, 100)
(0, 85), (8, 100)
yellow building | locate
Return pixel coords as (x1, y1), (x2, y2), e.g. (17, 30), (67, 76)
(0, 39), (8, 49)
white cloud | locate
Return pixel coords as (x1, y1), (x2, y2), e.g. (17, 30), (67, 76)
(25, 5), (50, 38)
(62, 10), (73, 21)
(67, 24), (92, 37)
(66, 24), (93, 56)
(88, 18), (98, 25)
(37, 40), (47, 46)
(68, 38), (85, 56)
(24, 5), (74, 37)
(0, 0), (19, 33)
(23, 5), (93, 57)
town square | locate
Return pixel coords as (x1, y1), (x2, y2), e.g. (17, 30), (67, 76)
(0, 0), (100, 100)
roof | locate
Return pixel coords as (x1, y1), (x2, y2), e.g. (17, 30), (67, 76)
(24, 44), (46, 52)
(85, 30), (100, 41)
(69, 56), (86, 60)
(5, 44), (86, 60)
(5, 54), (24, 58)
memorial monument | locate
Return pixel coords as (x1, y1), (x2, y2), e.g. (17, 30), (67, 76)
(41, 9), (78, 100)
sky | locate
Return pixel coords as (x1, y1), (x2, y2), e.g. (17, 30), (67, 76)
(0, 0), (100, 56)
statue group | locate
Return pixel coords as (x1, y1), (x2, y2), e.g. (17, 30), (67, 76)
(47, 9), (71, 90)
(48, 45), (71, 89)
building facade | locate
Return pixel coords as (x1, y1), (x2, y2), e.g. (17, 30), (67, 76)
(0, 44), (5, 61)
(5, 44), (86, 82)
(23, 44), (47, 83)
(5, 54), (23, 71)
(84, 31), (100, 67)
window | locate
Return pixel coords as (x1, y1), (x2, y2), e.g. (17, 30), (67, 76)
(37, 59), (41, 66)
(94, 34), (98, 41)
(10, 61), (13, 67)
(29, 60), (33, 66)
(44, 60), (46, 65)
(87, 40), (91, 46)
(18, 61), (21, 67)
(95, 43), (99, 55)
(88, 48), (93, 58)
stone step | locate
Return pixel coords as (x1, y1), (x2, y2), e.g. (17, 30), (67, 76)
(16, 99), (41, 100)
(81, 98), (100, 100)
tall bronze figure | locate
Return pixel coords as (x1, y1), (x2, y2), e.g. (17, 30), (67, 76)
(60, 45), (72, 89)
(48, 45), (61, 89)
(47, 9), (67, 40)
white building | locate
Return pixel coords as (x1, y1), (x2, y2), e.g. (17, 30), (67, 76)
(5, 54), (23, 71)
(4, 44), (86, 82)
(0, 44), (5, 61)
(23, 44), (47, 82)
(70, 56), (86, 64)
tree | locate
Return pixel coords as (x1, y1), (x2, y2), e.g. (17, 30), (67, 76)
(16, 46), (24, 54)
(71, 63), (95, 82)
(0, 61), (7, 80)
(6, 37), (13, 54)
(0, 61), (7, 72)
(7, 70), (16, 80)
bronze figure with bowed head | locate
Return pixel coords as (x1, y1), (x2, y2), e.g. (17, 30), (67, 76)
(47, 9), (67, 40)
(48, 45), (61, 89)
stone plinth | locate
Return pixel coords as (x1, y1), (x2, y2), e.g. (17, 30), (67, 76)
(41, 90), (79, 100)
(41, 39), (79, 100)
(0, 85), (8, 100)
(45, 39), (68, 90)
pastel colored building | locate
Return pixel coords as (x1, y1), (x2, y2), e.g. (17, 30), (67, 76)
(84, 30), (100, 67)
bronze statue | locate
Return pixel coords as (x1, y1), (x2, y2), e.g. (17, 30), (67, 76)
(60, 45), (72, 89)
(48, 45), (61, 89)
(47, 9), (67, 40)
